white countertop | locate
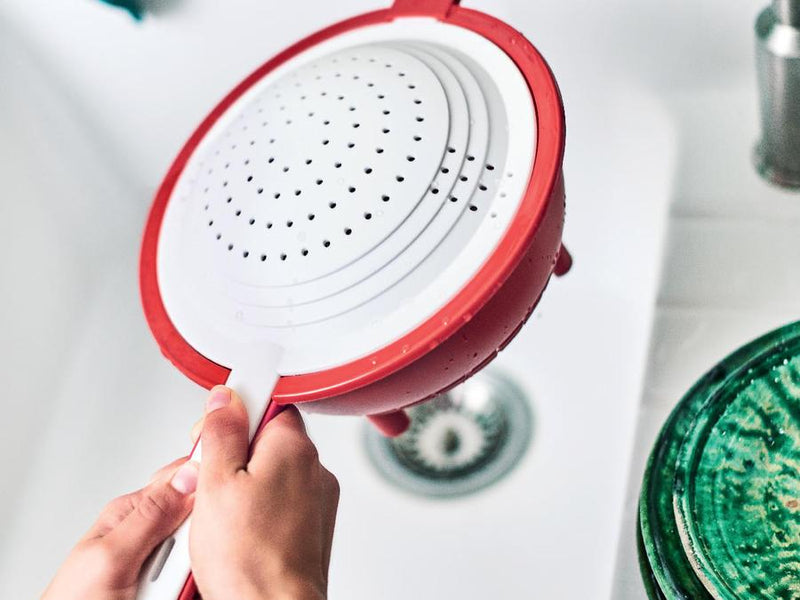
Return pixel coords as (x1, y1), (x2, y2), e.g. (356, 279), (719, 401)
(1, 1), (795, 599)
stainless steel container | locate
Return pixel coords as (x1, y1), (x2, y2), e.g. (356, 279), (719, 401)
(755, 0), (800, 188)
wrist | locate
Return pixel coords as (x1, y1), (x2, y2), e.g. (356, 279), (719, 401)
(268, 582), (325, 600)
(242, 574), (326, 600)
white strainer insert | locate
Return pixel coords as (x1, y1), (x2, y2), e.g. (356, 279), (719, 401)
(157, 18), (536, 375)
(181, 45), (449, 286)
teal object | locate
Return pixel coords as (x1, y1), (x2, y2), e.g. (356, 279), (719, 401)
(674, 337), (800, 599)
(638, 321), (800, 599)
(99, 0), (144, 20)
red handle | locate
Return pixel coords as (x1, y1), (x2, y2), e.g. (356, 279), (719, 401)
(176, 401), (289, 600)
(176, 572), (197, 600)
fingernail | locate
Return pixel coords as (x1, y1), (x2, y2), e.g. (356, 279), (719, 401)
(190, 419), (203, 443)
(170, 461), (199, 495)
(206, 387), (231, 413)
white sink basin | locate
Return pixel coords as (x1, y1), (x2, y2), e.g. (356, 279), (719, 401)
(0, 1), (675, 598)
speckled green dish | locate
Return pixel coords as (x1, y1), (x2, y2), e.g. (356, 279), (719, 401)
(637, 515), (667, 600)
(638, 321), (800, 599)
(673, 335), (800, 599)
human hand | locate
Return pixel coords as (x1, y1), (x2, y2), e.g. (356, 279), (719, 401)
(189, 387), (339, 600)
(41, 456), (198, 600)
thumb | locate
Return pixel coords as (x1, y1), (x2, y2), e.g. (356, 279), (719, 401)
(105, 461), (198, 567)
(199, 385), (250, 480)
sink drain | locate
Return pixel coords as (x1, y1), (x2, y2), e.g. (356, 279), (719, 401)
(364, 371), (532, 498)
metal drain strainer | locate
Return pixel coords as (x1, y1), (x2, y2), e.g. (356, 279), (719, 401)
(365, 371), (532, 497)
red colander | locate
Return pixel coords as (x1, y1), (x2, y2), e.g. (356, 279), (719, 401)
(137, 1), (569, 597)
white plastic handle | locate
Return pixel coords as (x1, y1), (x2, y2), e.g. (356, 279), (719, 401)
(135, 346), (282, 600)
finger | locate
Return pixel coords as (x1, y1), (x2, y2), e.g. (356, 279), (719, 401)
(319, 466), (340, 581)
(253, 403), (306, 442)
(149, 456), (190, 485)
(105, 461), (198, 566)
(190, 416), (204, 445)
(248, 405), (310, 473)
(199, 386), (250, 480)
(83, 458), (188, 541)
(252, 404), (306, 446)
(82, 491), (142, 541)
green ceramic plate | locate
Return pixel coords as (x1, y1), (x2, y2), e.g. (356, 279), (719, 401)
(637, 515), (667, 600)
(673, 334), (800, 599)
(638, 321), (800, 599)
